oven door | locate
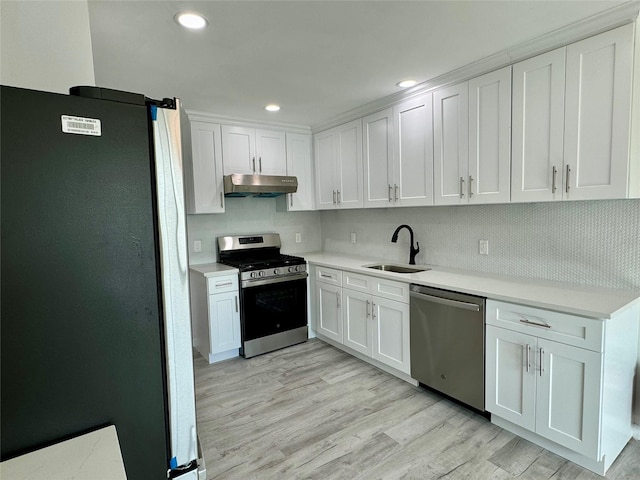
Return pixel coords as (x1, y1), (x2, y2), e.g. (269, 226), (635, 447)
(240, 275), (307, 342)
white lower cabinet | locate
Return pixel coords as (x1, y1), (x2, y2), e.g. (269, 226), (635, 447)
(485, 299), (639, 475)
(190, 270), (241, 364)
(311, 266), (411, 377)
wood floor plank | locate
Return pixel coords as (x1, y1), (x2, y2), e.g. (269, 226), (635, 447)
(194, 339), (640, 479)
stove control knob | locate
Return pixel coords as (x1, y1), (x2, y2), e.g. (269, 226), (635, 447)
(258, 271), (265, 277)
(273, 269), (279, 275)
(288, 266), (295, 273)
(250, 272), (257, 278)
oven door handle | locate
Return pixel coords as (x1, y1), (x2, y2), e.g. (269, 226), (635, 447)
(242, 272), (308, 288)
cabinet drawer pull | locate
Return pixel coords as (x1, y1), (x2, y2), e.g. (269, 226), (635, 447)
(459, 177), (465, 198)
(552, 166), (557, 194)
(337, 190), (341, 204)
(336, 292), (341, 308)
(388, 184), (393, 202)
(259, 156), (262, 173)
(252, 156), (256, 172)
(366, 300), (371, 318)
(519, 318), (551, 329)
(290, 193), (293, 207)
(235, 295), (239, 312)
(469, 175), (474, 198)
(215, 281), (233, 287)
(539, 348), (544, 376)
(566, 165), (571, 193)
(320, 273), (333, 279)
(333, 190), (337, 205)
(525, 344), (531, 373)
(394, 184), (399, 202)
(371, 302), (376, 320)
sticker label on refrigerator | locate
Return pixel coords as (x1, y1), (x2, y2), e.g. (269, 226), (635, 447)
(61, 115), (102, 136)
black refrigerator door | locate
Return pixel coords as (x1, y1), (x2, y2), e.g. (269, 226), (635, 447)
(1, 86), (169, 479)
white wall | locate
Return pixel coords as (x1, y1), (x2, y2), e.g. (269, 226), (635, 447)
(321, 199), (640, 423)
(0, 0), (95, 92)
(187, 197), (321, 264)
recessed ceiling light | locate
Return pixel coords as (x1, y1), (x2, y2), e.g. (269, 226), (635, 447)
(397, 79), (417, 88)
(175, 12), (208, 30)
(265, 104), (281, 112)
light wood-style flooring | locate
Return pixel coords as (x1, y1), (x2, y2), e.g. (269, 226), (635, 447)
(194, 339), (640, 479)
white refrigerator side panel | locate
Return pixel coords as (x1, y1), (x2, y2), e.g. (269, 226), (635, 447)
(153, 102), (198, 470)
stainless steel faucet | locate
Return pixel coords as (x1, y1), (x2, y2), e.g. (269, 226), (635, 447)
(391, 224), (420, 265)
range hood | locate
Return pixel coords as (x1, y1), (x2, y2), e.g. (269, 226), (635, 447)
(223, 174), (298, 197)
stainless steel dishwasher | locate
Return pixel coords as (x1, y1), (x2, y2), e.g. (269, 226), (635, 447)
(410, 284), (486, 411)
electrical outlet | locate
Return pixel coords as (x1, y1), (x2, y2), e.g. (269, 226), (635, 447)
(350, 232), (357, 244)
(295, 233), (302, 243)
(193, 240), (202, 253)
(479, 239), (489, 255)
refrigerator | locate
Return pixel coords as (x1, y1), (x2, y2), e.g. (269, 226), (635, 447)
(1, 85), (202, 479)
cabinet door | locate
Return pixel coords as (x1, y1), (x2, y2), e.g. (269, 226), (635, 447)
(208, 291), (241, 354)
(563, 24), (633, 200)
(316, 282), (342, 343)
(314, 129), (337, 210)
(256, 129), (287, 175)
(285, 133), (315, 211)
(343, 289), (372, 356)
(371, 297), (410, 374)
(485, 326), (536, 431)
(535, 339), (603, 459)
(468, 67), (511, 204)
(221, 125), (256, 174)
(511, 48), (566, 203)
(186, 121), (225, 214)
(335, 119), (363, 209)
(434, 82), (469, 205)
(393, 93), (434, 207)
(363, 109), (393, 208)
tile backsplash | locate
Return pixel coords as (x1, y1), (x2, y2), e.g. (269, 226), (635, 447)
(321, 199), (640, 290)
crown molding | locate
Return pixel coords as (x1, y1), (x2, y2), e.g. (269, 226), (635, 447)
(311, 1), (640, 133)
(184, 109), (312, 135)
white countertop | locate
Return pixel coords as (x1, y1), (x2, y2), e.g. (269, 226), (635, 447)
(0, 425), (126, 480)
(304, 252), (640, 319)
(190, 262), (238, 277)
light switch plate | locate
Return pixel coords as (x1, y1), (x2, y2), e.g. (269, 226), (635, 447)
(479, 239), (489, 255)
(295, 233), (302, 243)
(194, 240), (202, 253)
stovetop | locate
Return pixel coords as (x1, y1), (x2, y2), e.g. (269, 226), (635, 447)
(220, 253), (305, 272)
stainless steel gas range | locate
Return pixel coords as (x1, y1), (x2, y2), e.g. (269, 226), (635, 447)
(217, 233), (307, 358)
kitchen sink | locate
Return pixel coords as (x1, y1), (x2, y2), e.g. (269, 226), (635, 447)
(365, 264), (431, 274)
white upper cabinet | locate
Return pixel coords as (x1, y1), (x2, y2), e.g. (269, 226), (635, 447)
(183, 121), (225, 214)
(433, 82), (470, 205)
(564, 24), (634, 200)
(393, 94), (434, 207)
(221, 125), (286, 175)
(314, 119), (363, 209)
(283, 133), (315, 211)
(512, 24), (636, 202)
(363, 108), (394, 208)
(468, 66), (512, 204)
(511, 48), (567, 202)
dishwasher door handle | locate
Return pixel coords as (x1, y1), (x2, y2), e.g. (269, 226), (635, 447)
(410, 290), (481, 311)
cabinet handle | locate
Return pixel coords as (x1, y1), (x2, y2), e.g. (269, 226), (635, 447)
(215, 281), (233, 287)
(551, 166), (557, 194)
(469, 176), (474, 198)
(539, 348), (544, 376)
(333, 190), (337, 205)
(290, 193), (293, 207)
(459, 177), (465, 198)
(259, 156), (262, 173)
(371, 302), (376, 320)
(235, 295), (239, 312)
(519, 318), (551, 329)
(252, 157), (256, 172)
(388, 184), (393, 202)
(565, 165), (571, 193)
(337, 190), (341, 204)
(320, 273), (332, 279)
(336, 292), (341, 308)
(394, 184), (399, 202)
(525, 344), (531, 373)
(220, 191), (224, 207)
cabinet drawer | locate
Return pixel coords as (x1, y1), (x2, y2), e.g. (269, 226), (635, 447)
(316, 266), (342, 286)
(486, 300), (604, 352)
(343, 271), (409, 303)
(207, 275), (238, 294)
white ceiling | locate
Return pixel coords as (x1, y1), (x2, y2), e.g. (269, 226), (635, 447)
(88, 0), (625, 128)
